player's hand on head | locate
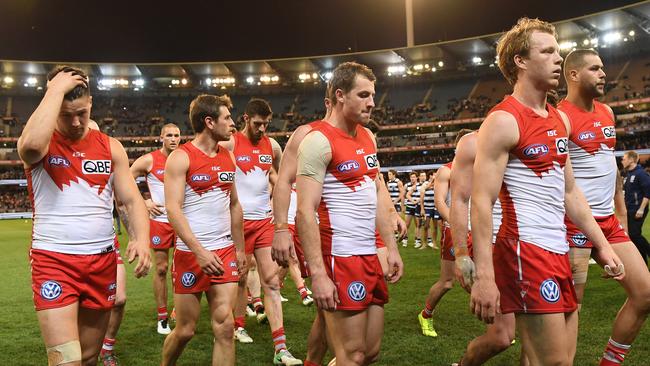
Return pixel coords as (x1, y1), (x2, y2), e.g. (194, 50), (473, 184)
(127, 240), (152, 278)
(312, 273), (339, 311)
(385, 249), (403, 283)
(47, 69), (88, 94)
(470, 278), (500, 324)
(271, 230), (294, 268)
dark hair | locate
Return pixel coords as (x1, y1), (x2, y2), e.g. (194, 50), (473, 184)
(563, 48), (600, 81)
(245, 98), (272, 119)
(47, 65), (90, 101)
(189, 94), (233, 133)
(388, 169), (397, 176)
(410, 171), (418, 177)
(329, 62), (376, 105)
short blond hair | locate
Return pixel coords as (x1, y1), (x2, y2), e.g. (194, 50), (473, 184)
(497, 17), (557, 85)
(161, 123), (180, 135)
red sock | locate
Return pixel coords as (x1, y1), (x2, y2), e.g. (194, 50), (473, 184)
(298, 285), (309, 299)
(421, 302), (434, 319)
(100, 338), (116, 355)
(600, 338), (631, 365)
(252, 297), (263, 312)
(304, 361), (320, 366)
(158, 306), (168, 321)
(272, 327), (287, 352)
(234, 316), (246, 329)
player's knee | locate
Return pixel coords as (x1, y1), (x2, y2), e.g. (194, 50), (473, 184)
(174, 325), (196, 343)
(346, 349), (366, 366)
(47, 340), (81, 366)
(212, 315), (235, 341)
(488, 332), (514, 352)
(442, 279), (454, 291)
(156, 262), (169, 277)
(630, 287), (650, 312)
(365, 346), (381, 364)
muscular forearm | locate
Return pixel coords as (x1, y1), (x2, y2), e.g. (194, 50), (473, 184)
(167, 206), (205, 255)
(230, 203), (245, 253)
(470, 196), (495, 280)
(297, 210), (326, 277)
(122, 197), (149, 245)
(450, 198), (470, 254)
(18, 90), (65, 162)
(116, 203), (134, 238)
(272, 180), (292, 225)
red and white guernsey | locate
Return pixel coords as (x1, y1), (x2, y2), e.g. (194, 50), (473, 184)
(314, 123), (380, 256)
(492, 96), (569, 253)
(233, 132), (273, 220)
(27, 129), (116, 254)
(176, 142), (235, 252)
(146, 149), (169, 223)
(557, 100), (617, 216)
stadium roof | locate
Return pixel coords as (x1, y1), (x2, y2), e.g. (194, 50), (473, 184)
(1, 1), (650, 89)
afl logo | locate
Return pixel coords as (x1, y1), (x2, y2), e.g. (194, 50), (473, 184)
(259, 155), (273, 164)
(523, 144), (549, 158)
(155, 169), (165, 175)
(218, 172), (235, 183)
(181, 272), (197, 288)
(191, 174), (211, 182)
(578, 131), (596, 141)
(152, 236), (161, 245)
(48, 155), (70, 167)
(571, 233), (587, 246)
(82, 160), (112, 174)
(364, 154), (379, 169)
(602, 126), (616, 139)
(555, 138), (568, 155)
(237, 155), (251, 162)
(540, 279), (560, 303)
(337, 160), (360, 173)
(40, 281), (62, 301)
(347, 281), (367, 302)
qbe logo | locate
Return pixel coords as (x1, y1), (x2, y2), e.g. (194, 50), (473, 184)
(571, 233), (587, 246)
(337, 160), (360, 173)
(347, 281), (367, 302)
(181, 272), (197, 288)
(218, 171), (235, 183)
(523, 144), (549, 158)
(40, 280), (62, 301)
(48, 155), (70, 167)
(555, 138), (568, 155)
(152, 235), (161, 246)
(82, 160), (111, 174)
(602, 126), (616, 139)
(191, 174), (211, 182)
(259, 155), (273, 164)
(364, 154), (379, 169)
(540, 278), (560, 303)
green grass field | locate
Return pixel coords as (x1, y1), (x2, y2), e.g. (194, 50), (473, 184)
(1, 219), (650, 365)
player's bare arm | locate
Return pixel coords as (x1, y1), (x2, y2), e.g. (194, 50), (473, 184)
(111, 137), (151, 278)
(470, 111), (518, 324)
(164, 148), (224, 276)
(18, 71), (89, 166)
(272, 125), (312, 266)
(228, 151), (247, 272)
(376, 176), (404, 283)
(449, 133), (476, 292)
(434, 166), (451, 223)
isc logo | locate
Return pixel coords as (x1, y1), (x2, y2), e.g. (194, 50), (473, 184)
(337, 160), (360, 173)
(602, 126), (616, 139)
(523, 144), (549, 158)
(259, 155), (272, 164)
(218, 172), (235, 182)
(48, 155), (70, 167)
(82, 160), (111, 174)
(191, 174), (211, 182)
(578, 131), (596, 141)
(364, 154), (379, 169)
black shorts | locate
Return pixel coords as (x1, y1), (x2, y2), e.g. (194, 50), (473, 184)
(425, 208), (441, 220)
(405, 205), (417, 216)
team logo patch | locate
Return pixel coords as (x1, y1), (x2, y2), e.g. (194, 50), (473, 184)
(230, 261), (238, 268)
(218, 171), (235, 183)
(108, 282), (117, 291)
(602, 126), (616, 139)
(259, 154), (273, 164)
(523, 144), (549, 158)
(347, 281), (367, 302)
(364, 153), (379, 169)
(40, 280), (62, 301)
(152, 235), (161, 245)
(82, 159), (112, 174)
(571, 233), (587, 246)
(578, 131), (596, 141)
(337, 160), (360, 173)
(48, 155), (70, 167)
(555, 138), (568, 155)
(540, 278), (560, 303)
(237, 155), (251, 163)
(191, 174), (211, 182)
(181, 272), (197, 288)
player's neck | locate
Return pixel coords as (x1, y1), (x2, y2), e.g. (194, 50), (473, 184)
(192, 133), (220, 157)
(565, 89), (594, 112)
(512, 79), (550, 114)
(160, 147), (171, 157)
(329, 110), (357, 136)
